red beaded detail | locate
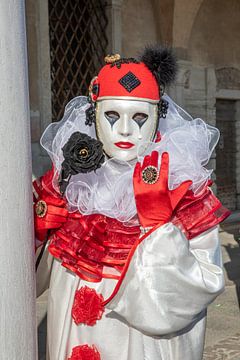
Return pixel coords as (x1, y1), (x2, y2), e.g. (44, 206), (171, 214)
(72, 286), (104, 326)
(154, 130), (161, 143)
(68, 344), (101, 360)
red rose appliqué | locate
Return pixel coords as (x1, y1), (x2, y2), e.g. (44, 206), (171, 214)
(68, 344), (101, 360)
(72, 286), (105, 326)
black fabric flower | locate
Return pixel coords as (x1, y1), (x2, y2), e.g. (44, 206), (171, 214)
(59, 132), (104, 194)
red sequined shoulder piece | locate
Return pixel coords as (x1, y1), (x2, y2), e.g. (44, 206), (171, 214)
(172, 186), (231, 239)
(48, 213), (140, 282)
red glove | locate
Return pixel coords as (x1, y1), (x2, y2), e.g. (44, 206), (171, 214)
(133, 151), (192, 228)
(33, 168), (68, 241)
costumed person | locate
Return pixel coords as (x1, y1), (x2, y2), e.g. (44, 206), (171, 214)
(34, 46), (230, 360)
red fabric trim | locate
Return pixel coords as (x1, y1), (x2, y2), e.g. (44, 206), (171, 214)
(102, 241), (132, 249)
(102, 272), (120, 280)
(172, 188), (231, 239)
(48, 214), (140, 282)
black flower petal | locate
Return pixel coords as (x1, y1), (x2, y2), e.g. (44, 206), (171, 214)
(59, 132), (104, 194)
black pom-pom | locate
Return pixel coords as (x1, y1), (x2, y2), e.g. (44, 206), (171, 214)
(140, 45), (177, 87)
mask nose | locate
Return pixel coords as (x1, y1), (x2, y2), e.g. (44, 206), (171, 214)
(118, 114), (133, 137)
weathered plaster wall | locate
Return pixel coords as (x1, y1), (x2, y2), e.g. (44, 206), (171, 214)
(152, 0), (174, 44)
(122, 0), (158, 57)
(173, 0), (203, 51)
(189, 0), (240, 67)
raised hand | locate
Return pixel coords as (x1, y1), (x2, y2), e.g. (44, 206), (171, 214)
(133, 151), (192, 228)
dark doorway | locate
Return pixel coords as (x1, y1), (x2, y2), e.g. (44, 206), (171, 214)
(48, 0), (108, 121)
(216, 99), (237, 210)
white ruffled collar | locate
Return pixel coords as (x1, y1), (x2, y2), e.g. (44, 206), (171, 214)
(41, 96), (219, 223)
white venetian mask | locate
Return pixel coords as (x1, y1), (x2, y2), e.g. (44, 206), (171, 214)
(95, 99), (159, 161)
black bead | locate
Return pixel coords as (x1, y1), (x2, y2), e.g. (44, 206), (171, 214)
(85, 99), (96, 126)
(158, 99), (169, 119)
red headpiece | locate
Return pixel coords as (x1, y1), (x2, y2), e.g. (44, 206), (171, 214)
(92, 62), (159, 102)
(89, 46), (177, 104)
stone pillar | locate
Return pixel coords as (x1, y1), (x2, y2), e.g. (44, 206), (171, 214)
(105, 0), (123, 54)
(0, 1), (37, 359)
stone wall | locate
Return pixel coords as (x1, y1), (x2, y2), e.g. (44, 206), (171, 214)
(189, 0), (240, 67)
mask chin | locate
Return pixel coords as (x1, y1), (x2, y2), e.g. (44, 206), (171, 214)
(95, 98), (159, 162)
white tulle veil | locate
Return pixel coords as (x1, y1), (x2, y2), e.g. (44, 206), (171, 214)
(40, 95), (219, 224)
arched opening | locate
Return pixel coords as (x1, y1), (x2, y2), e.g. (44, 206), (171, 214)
(215, 99), (237, 210)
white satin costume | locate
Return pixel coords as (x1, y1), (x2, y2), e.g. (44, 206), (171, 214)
(35, 96), (229, 360)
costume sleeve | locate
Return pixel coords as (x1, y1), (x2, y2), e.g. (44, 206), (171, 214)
(33, 168), (68, 295)
(33, 167), (68, 244)
(106, 223), (224, 336)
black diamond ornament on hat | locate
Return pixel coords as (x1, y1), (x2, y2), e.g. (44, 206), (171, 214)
(119, 71), (141, 92)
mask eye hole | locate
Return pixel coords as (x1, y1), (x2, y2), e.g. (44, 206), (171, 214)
(132, 113), (148, 128)
(104, 111), (120, 127)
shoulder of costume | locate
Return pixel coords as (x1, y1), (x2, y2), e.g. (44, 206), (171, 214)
(33, 166), (61, 199)
(172, 182), (231, 239)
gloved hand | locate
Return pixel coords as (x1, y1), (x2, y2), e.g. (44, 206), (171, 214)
(133, 151), (192, 228)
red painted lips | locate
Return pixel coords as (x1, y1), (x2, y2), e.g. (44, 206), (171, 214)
(114, 142), (134, 149)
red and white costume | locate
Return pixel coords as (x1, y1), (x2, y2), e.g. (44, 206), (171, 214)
(34, 48), (230, 360)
